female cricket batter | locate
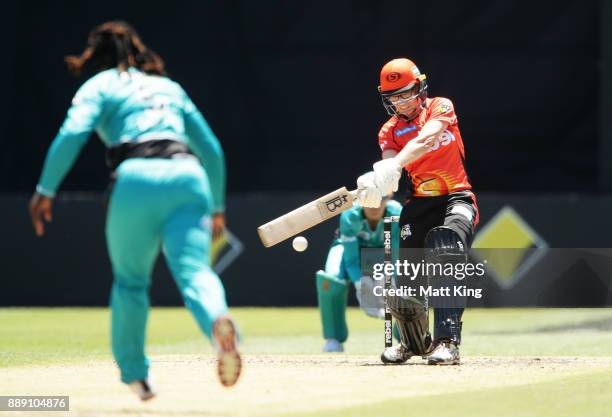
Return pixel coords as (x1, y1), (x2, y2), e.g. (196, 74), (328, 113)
(28, 21), (240, 399)
(356, 58), (479, 365)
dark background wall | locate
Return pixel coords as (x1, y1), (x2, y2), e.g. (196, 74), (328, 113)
(0, 0), (601, 194)
(2, 193), (612, 307)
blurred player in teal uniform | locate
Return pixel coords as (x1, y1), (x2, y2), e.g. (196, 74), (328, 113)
(316, 196), (401, 352)
(28, 21), (240, 400)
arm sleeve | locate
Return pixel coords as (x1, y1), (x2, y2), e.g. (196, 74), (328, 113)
(426, 97), (457, 126)
(339, 211), (363, 283)
(182, 91), (226, 213)
(36, 77), (104, 197)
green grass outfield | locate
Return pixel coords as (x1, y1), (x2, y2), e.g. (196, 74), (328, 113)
(1, 308), (612, 417)
(282, 371), (612, 417)
(2, 307), (612, 367)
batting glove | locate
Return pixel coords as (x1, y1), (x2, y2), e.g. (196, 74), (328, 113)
(356, 171), (383, 208)
(373, 158), (402, 196)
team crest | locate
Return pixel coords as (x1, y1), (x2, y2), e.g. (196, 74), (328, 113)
(437, 103), (451, 114)
(400, 224), (412, 240)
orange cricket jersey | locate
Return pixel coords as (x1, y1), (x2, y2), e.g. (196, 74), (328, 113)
(378, 97), (472, 197)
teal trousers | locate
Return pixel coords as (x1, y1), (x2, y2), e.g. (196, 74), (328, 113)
(106, 158), (228, 383)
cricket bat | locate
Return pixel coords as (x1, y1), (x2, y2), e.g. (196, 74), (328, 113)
(258, 187), (358, 247)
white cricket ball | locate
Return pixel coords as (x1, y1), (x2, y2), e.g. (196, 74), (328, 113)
(292, 236), (308, 252)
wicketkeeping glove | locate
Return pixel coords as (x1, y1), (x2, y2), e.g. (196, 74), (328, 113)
(354, 277), (385, 319)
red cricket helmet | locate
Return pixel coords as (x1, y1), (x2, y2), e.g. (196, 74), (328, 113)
(378, 58), (428, 121)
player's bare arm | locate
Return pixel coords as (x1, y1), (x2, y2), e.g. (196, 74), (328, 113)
(362, 133), (433, 198)
(29, 193), (53, 237)
(212, 213), (225, 239)
(394, 120), (448, 165)
(357, 132), (436, 208)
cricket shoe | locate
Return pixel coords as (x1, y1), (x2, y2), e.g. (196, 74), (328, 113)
(380, 343), (415, 364)
(128, 379), (156, 401)
(427, 341), (460, 365)
(213, 316), (242, 387)
(322, 339), (344, 353)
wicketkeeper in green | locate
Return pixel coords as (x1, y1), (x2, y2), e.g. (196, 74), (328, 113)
(316, 196), (401, 352)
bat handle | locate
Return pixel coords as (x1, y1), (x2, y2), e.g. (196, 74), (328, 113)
(349, 189), (359, 201)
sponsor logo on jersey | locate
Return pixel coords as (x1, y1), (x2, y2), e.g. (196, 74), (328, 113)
(395, 125), (417, 137)
(427, 130), (456, 152)
(401, 224), (412, 240)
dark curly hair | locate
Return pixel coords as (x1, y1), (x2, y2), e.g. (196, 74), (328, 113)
(65, 21), (166, 77)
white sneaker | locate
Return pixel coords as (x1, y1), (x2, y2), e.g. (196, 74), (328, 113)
(213, 317), (242, 387)
(322, 339), (344, 352)
(427, 341), (460, 365)
(380, 344), (414, 364)
(128, 379), (156, 401)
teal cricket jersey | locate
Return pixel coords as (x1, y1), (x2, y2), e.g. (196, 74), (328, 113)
(36, 67), (226, 212)
(337, 199), (402, 281)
